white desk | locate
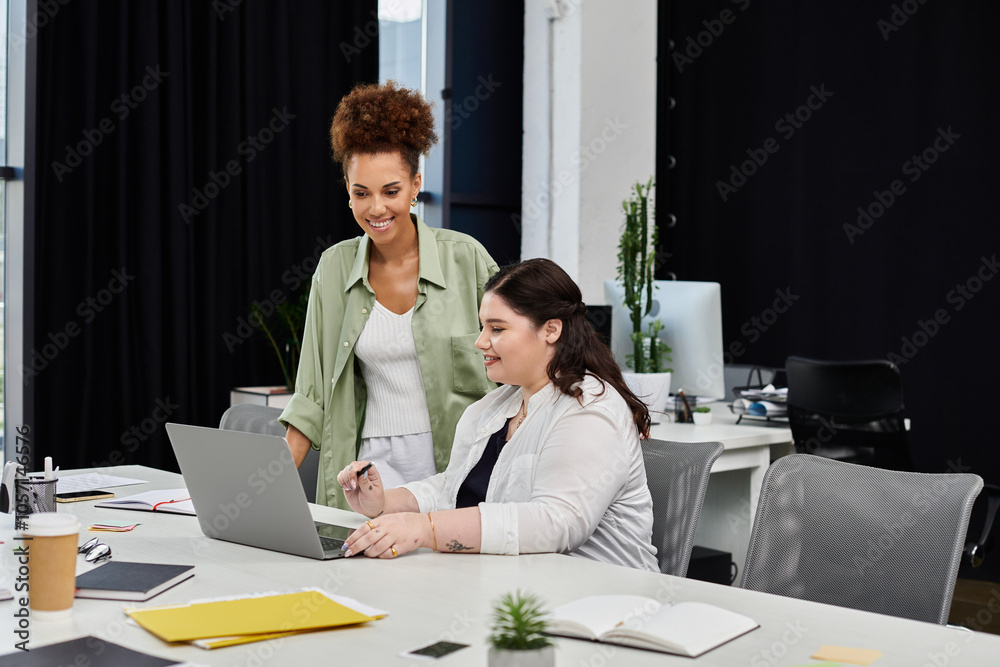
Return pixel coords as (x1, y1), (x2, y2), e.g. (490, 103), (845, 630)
(649, 404), (793, 579)
(2, 465), (999, 665)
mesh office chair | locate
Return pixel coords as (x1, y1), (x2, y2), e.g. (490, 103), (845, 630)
(741, 454), (983, 624)
(219, 404), (319, 503)
(785, 355), (913, 471)
(641, 439), (724, 577)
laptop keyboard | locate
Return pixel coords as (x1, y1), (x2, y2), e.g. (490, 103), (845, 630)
(319, 536), (345, 552)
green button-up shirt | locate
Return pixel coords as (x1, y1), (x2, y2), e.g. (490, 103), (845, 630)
(279, 215), (498, 509)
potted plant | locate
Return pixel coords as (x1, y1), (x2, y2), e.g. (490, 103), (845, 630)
(251, 286), (310, 392)
(487, 591), (554, 667)
(616, 177), (673, 413)
(692, 406), (713, 425)
(231, 285), (310, 409)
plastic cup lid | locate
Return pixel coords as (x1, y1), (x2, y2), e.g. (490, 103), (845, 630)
(22, 512), (80, 537)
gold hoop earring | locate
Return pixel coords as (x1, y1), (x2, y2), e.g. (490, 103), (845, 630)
(348, 200), (353, 209)
(410, 196), (419, 207)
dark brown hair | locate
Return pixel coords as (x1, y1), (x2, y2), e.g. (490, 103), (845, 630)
(329, 80), (438, 177)
(484, 258), (651, 438)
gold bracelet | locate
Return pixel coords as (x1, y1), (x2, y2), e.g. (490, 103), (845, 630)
(427, 512), (438, 552)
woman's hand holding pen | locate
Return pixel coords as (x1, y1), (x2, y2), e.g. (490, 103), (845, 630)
(337, 461), (386, 518)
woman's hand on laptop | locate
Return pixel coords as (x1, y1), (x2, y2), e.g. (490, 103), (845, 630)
(342, 512), (431, 559)
(337, 461), (386, 518)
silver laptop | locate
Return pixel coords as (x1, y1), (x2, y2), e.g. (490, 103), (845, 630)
(165, 423), (354, 560)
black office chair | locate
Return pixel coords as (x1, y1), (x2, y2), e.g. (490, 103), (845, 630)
(219, 403), (320, 503)
(964, 482), (1000, 568)
(785, 356), (913, 471)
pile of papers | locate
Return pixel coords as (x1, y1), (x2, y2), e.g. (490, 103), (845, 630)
(126, 588), (387, 649)
(732, 384), (788, 419)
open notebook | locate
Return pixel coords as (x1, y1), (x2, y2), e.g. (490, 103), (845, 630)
(548, 595), (758, 657)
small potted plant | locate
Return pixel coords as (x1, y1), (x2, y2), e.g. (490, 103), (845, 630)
(616, 177), (673, 412)
(692, 406), (713, 425)
(231, 286), (310, 409)
(487, 591), (554, 667)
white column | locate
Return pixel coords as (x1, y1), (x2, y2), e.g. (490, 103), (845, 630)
(521, 0), (658, 303)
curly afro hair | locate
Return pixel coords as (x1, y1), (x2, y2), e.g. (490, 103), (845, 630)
(330, 80), (438, 177)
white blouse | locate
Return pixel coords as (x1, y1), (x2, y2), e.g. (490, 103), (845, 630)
(403, 375), (658, 571)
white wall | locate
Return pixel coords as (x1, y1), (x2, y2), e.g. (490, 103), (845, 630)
(522, 0), (658, 303)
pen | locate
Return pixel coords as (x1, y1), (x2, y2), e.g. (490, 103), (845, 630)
(356, 462), (373, 478)
(44, 457), (53, 481)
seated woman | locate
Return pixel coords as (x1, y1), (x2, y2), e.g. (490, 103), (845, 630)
(336, 258), (658, 571)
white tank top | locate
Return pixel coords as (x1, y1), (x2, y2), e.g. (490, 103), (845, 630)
(354, 301), (432, 438)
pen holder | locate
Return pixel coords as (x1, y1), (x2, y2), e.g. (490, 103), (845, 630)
(15, 478), (58, 514)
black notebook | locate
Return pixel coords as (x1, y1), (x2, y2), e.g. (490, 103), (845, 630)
(75, 561), (195, 601)
(0, 636), (179, 666)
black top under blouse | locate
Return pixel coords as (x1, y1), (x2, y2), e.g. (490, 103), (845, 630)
(455, 418), (511, 509)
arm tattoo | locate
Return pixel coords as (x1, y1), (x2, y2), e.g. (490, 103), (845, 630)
(445, 539), (474, 552)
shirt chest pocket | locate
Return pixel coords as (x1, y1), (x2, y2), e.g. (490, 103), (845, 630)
(493, 453), (538, 502)
(452, 333), (493, 395)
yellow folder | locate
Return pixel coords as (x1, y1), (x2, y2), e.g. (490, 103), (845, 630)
(126, 589), (385, 645)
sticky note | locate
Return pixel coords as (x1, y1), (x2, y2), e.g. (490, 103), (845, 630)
(811, 645), (883, 665)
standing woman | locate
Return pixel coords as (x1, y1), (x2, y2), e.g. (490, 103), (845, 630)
(280, 81), (498, 509)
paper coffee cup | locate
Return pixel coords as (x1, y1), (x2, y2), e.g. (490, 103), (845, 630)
(22, 512), (81, 620)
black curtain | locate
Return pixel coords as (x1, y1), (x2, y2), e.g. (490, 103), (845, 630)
(447, 0), (524, 267)
(30, 1), (377, 471)
(658, 2), (1000, 576)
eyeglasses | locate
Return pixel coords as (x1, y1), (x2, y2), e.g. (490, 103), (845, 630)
(78, 537), (112, 563)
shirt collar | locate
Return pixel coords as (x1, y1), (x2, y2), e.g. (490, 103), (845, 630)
(499, 381), (556, 420)
(344, 214), (447, 292)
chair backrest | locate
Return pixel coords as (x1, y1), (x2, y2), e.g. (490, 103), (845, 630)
(640, 439), (724, 577)
(741, 454), (983, 624)
(219, 404), (319, 503)
(785, 355), (912, 470)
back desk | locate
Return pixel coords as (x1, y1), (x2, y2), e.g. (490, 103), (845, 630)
(649, 403), (794, 576)
(2, 465), (998, 666)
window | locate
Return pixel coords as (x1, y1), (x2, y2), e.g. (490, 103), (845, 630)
(3, 0), (27, 460)
(0, 0), (8, 453)
(378, 0), (446, 228)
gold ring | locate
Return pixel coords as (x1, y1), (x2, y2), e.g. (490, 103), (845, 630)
(390, 546), (398, 558)
(366, 520), (375, 531)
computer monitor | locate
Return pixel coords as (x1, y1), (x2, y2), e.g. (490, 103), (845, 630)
(603, 280), (726, 399)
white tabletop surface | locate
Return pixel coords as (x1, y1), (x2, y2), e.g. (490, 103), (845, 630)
(650, 401), (792, 450)
(2, 465), (998, 666)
